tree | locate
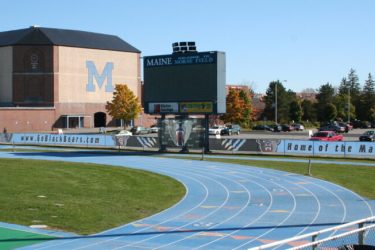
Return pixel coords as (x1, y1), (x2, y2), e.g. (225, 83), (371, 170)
(322, 103), (337, 121)
(333, 94), (355, 121)
(262, 81), (290, 123)
(359, 73), (375, 121)
(289, 100), (302, 123)
(338, 69), (361, 120)
(221, 88), (244, 124)
(238, 88), (253, 128)
(315, 83), (335, 122)
(105, 84), (142, 127)
(301, 99), (317, 122)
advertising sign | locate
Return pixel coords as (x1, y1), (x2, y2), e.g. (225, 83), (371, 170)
(148, 102), (179, 113)
(179, 102), (213, 113)
(12, 133), (109, 147)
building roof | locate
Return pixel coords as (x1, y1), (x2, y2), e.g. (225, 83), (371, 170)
(0, 26), (140, 53)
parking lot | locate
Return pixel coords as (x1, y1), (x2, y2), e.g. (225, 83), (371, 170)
(64, 127), (372, 142)
(217, 128), (371, 141)
(154, 128), (371, 142)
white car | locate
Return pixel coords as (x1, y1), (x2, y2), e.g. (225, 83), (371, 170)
(116, 130), (132, 136)
(150, 126), (159, 133)
(292, 124), (305, 131)
(209, 125), (226, 135)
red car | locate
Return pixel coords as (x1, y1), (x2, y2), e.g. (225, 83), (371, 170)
(309, 131), (344, 141)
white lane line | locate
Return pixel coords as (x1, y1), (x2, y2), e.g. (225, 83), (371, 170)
(199, 166), (298, 250)
(153, 169), (254, 249)
(214, 172), (320, 249)
(112, 169), (231, 250)
(192, 172), (272, 249)
(238, 173), (322, 250)
(235, 168), (348, 250)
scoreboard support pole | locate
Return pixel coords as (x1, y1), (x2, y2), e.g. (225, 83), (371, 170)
(158, 114), (167, 152)
(204, 114), (210, 153)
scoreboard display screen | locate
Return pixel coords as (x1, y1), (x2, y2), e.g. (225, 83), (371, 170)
(143, 51), (226, 114)
(157, 118), (205, 149)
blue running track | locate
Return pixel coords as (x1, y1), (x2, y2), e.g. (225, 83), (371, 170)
(0, 149), (373, 249)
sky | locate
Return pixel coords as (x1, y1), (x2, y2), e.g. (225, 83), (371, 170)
(1, 0), (375, 93)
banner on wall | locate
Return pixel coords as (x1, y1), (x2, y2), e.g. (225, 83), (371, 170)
(12, 133), (112, 147)
(4, 133), (375, 158)
(280, 139), (375, 157)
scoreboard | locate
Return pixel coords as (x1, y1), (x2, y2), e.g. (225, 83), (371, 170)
(143, 51), (226, 115)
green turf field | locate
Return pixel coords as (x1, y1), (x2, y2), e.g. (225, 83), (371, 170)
(0, 227), (53, 250)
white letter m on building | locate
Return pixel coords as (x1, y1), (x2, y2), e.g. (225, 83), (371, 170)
(86, 61), (114, 92)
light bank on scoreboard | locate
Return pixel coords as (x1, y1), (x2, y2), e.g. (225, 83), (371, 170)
(143, 51), (226, 115)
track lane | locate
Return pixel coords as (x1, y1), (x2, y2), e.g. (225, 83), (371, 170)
(0, 151), (372, 249)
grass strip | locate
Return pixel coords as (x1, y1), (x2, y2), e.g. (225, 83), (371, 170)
(0, 158), (185, 235)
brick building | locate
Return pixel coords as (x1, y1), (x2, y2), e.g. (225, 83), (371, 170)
(0, 26), (144, 132)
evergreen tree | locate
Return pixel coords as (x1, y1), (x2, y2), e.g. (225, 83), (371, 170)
(333, 94), (356, 122)
(315, 83), (335, 122)
(338, 69), (361, 120)
(105, 84), (142, 127)
(289, 100), (302, 123)
(360, 73), (375, 121)
(347, 68), (361, 100)
(323, 103), (337, 121)
(338, 77), (350, 95)
(262, 81), (289, 123)
(301, 99), (317, 122)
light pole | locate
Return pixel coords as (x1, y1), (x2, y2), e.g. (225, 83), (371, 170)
(275, 83), (278, 124)
(348, 87), (350, 123)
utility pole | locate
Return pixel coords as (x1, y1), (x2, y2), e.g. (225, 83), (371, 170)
(275, 82), (278, 124)
(348, 87), (351, 123)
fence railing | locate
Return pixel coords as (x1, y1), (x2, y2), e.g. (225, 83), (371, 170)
(248, 216), (375, 250)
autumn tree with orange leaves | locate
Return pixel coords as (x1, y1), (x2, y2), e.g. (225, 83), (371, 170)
(221, 88), (253, 127)
(106, 84), (142, 127)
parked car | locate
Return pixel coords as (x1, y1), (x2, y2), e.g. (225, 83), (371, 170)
(252, 125), (273, 131)
(221, 124), (241, 135)
(209, 125), (226, 135)
(281, 124), (295, 132)
(292, 124), (305, 131)
(352, 120), (371, 129)
(359, 130), (375, 141)
(149, 125), (159, 133)
(338, 122), (352, 132)
(319, 124), (345, 133)
(309, 131), (344, 141)
(130, 126), (150, 135)
(270, 124), (282, 132)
